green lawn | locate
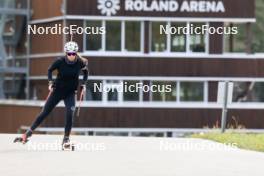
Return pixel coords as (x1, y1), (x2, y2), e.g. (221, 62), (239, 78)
(190, 132), (264, 152)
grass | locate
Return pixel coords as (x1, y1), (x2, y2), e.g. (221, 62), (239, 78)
(190, 132), (264, 152)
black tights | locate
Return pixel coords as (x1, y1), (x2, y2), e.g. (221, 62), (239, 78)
(30, 90), (76, 137)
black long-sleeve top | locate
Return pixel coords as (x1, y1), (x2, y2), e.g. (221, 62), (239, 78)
(48, 56), (88, 92)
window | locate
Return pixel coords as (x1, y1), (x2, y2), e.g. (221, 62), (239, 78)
(152, 81), (176, 101)
(151, 22), (167, 52)
(171, 23), (186, 52)
(108, 89), (118, 101)
(86, 80), (102, 101)
(232, 82), (264, 102)
(125, 21), (141, 51)
(103, 80), (122, 102)
(224, 23), (246, 53)
(85, 20), (143, 53)
(85, 21), (102, 51)
(85, 20), (209, 54)
(189, 23), (206, 52)
(123, 81), (140, 101)
(180, 82), (204, 101)
(84, 79), (210, 104)
(106, 21), (121, 51)
(150, 22), (207, 53)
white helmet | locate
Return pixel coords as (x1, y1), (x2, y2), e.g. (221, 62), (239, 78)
(64, 41), (79, 53)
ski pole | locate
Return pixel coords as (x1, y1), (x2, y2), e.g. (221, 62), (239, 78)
(77, 88), (85, 117)
(45, 89), (53, 102)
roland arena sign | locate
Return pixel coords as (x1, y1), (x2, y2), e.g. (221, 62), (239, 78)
(125, 0), (225, 12)
(68, 0), (255, 19)
(97, 0), (225, 16)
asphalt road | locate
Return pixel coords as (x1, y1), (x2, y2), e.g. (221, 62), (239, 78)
(0, 134), (263, 176)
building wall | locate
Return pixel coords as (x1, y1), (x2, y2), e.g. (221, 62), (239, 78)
(2, 104), (264, 133)
(3, 0), (259, 132)
(31, 57), (264, 78)
(0, 105), (41, 133)
(31, 0), (63, 20)
(30, 21), (63, 54)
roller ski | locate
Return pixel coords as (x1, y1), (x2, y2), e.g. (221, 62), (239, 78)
(13, 129), (32, 144)
(62, 136), (75, 151)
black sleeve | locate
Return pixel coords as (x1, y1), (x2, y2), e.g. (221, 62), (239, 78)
(48, 58), (61, 82)
(80, 59), (89, 85)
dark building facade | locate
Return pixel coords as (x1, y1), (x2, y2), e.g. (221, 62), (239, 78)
(2, 0), (264, 133)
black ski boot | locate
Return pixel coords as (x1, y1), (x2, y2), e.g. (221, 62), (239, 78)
(62, 136), (74, 151)
(14, 129), (32, 144)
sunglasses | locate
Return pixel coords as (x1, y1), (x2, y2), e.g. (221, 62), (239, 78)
(67, 53), (76, 56)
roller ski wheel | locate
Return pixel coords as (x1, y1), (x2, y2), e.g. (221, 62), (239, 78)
(13, 130), (32, 144)
(62, 136), (75, 151)
(13, 135), (29, 144)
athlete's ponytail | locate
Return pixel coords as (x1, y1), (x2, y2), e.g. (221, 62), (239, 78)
(77, 53), (88, 65)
